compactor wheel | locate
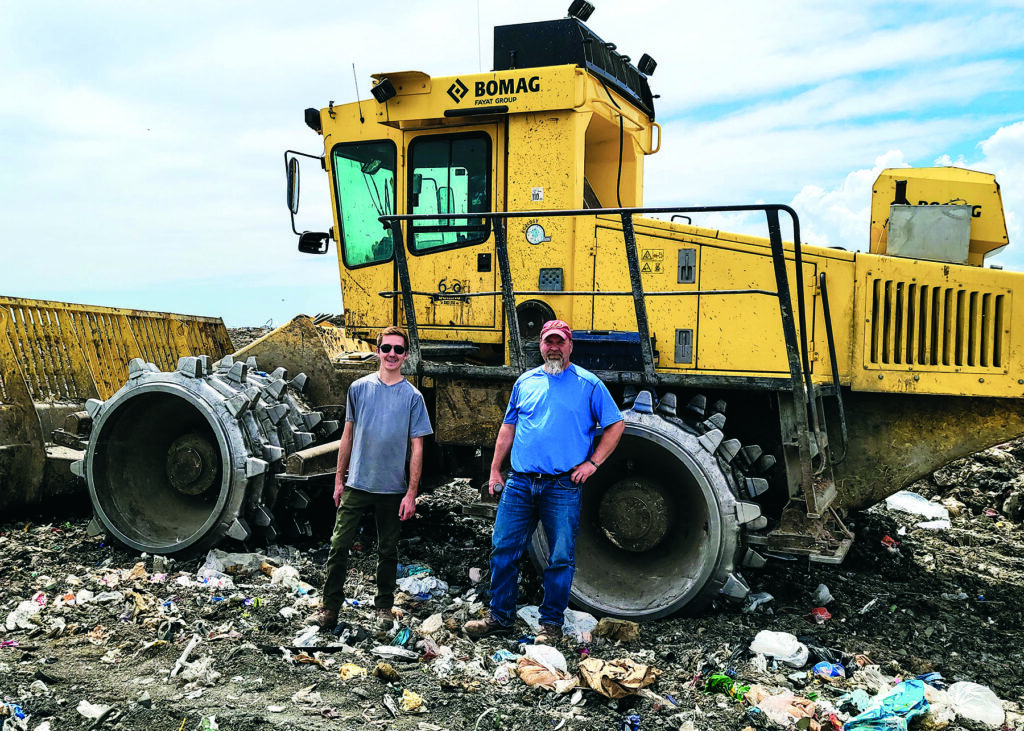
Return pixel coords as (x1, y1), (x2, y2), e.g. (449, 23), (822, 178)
(73, 355), (338, 557)
(528, 390), (764, 619)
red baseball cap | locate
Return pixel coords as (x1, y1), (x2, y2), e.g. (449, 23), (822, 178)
(540, 319), (572, 341)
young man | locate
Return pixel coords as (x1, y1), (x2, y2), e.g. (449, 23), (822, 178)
(464, 319), (625, 644)
(309, 325), (433, 630)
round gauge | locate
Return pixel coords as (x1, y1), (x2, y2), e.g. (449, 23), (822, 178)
(525, 223), (547, 245)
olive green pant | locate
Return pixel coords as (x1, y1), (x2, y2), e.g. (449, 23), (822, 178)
(321, 487), (403, 612)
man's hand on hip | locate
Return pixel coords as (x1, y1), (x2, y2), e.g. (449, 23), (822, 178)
(571, 460), (598, 484)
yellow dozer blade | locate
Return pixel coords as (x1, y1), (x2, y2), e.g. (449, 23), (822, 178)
(0, 296), (233, 510)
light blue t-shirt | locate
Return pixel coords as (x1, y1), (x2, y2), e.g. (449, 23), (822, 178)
(345, 373), (433, 494)
(503, 363), (623, 474)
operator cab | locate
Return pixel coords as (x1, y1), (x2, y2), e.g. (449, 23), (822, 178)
(286, 2), (661, 354)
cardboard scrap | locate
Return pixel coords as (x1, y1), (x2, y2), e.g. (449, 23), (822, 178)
(593, 617), (640, 643)
(578, 657), (661, 699)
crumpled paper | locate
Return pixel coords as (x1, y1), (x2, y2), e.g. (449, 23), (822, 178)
(338, 663), (368, 681)
(400, 688), (426, 712)
(578, 657), (661, 699)
(517, 658), (578, 694)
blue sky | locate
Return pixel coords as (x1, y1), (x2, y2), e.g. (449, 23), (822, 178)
(1, 0), (1022, 327)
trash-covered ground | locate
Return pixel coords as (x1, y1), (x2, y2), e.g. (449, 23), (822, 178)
(3, 444), (1023, 730)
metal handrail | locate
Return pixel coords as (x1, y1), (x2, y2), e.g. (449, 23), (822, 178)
(379, 204), (819, 491)
(380, 206), (808, 374)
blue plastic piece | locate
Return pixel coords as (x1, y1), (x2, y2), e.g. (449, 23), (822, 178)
(843, 679), (929, 731)
(915, 671), (946, 689)
(813, 661), (845, 677)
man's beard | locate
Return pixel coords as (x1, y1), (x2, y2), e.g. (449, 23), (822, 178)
(542, 355), (564, 375)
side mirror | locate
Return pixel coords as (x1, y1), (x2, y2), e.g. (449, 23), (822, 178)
(286, 157), (300, 215)
(298, 231), (330, 255)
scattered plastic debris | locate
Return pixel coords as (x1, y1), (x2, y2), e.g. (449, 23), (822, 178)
(749, 631), (809, 668)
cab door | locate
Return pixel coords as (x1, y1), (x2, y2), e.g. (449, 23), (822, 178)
(330, 137), (401, 335)
(401, 125), (504, 344)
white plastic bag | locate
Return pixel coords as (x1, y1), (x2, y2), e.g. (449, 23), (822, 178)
(270, 565), (300, 591)
(516, 605), (597, 641)
(743, 592), (774, 613)
(196, 551), (235, 588)
(517, 605), (543, 631)
(812, 584), (833, 605)
(524, 644), (568, 674)
(755, 690), (801, 727)
(885, 491), (949, 520)
(76, 700), (111, 719)
(293, 626), (318, 647)
(947, 681), (1004, 728)
(493, 662), (517, 685)
(922, 684), (956, 729)
(397, 574), (449, 597)
(563, 609), (598, 641)
(4, 601), (42, 631)
(749, 630), (808, 668)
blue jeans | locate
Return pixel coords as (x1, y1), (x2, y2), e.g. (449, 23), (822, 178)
(488, 470), (582, 628)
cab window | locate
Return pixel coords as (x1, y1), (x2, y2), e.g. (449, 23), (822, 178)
(408, 133), (490, 253)
(331, 140), (396, 268)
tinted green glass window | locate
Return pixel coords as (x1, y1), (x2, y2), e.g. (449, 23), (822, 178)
(409, 134), (490, 252)
(332, 140), (396, 268)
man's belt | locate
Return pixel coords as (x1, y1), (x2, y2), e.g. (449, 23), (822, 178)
(512, 469), (574, 480)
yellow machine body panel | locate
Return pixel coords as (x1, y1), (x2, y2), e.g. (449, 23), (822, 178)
(870, 167), (1008, 265)
(0, 296), (232, 402)
(852, 255), (1022, 397)
(309, 50), (1019, 403)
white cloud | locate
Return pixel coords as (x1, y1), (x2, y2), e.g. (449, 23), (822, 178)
(792, 151), (910, 248)
(977, 121), (1024, 265)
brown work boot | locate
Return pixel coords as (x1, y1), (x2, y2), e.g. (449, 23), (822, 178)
(307, 607), (338, 630)
(375, 607), (396, 630)
(535, 623), (563, 645)
(463, 615), (514, 640)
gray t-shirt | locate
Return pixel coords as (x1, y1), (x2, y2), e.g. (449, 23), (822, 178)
(345, 373), (433, 494)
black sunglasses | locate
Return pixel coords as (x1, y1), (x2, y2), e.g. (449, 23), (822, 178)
(378, 344), (407, 355)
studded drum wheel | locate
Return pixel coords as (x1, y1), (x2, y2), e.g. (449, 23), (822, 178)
(528, 389), (769, 619)
(74, 355), (338, 556)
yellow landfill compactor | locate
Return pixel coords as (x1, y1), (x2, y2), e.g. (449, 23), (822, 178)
(78, 7), (1020, 618)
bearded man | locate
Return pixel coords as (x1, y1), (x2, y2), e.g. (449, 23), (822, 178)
(463, 319), (624, 644)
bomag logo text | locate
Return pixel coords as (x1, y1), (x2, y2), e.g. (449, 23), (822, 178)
(473, 76), (540, 105)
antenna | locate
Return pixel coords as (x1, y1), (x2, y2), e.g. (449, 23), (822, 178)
(352, 63), (365, 124)
(477, 0), (482, 72)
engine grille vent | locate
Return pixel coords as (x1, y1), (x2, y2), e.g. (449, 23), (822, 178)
(868, 279), (1005, 369)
